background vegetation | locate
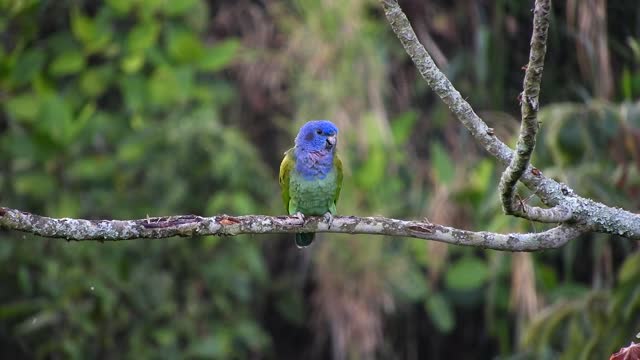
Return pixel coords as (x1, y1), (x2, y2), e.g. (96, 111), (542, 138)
(1, 0), (639, 358)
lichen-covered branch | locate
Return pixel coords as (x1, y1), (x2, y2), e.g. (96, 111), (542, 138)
(380, 0), (568, 219)
(1, 0), (639, 251)
(0, 207), (584, 251)
(380, 0), (640, 238)
(499, 0), (550, 217)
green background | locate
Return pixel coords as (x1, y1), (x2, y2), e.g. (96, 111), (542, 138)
(1, 0), (640, 358)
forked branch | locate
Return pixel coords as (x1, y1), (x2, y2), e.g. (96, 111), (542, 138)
(380, 0), (640, 238)
(380, 0), (567, 222)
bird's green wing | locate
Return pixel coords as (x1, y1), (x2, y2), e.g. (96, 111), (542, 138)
(334, 153), (343, 205)
(279, 148), (295, 213)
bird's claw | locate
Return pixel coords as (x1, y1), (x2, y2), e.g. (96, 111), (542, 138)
(323, 212), (334, 229)
(293, 212), (305, 224)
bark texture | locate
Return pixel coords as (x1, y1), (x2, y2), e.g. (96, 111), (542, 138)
(499, 0), (551, 217)
(0, 207), (583, 251)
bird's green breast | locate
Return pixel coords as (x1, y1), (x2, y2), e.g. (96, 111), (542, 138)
(289, 170), (338, 215)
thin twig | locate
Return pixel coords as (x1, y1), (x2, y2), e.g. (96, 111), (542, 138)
(499, 0), (551, 216)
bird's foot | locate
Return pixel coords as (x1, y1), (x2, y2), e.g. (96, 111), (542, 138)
(323, 212), (334, 229)
(292, 212), (305, 224)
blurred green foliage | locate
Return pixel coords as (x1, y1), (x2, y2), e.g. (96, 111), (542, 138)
(1, 0), (272, 357)
(1, 0), (640, 359)
(507, 102), (640, 359)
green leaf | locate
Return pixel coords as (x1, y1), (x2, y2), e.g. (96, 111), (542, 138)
(120, 75), (147, 112)
(37, 95), (74, 145)
(9, 48), (45, 86)
(51, 194), (80, 218)
(147, 66), (193, 107)
(121, 53), (145, 73)
(391, 110), (418, 144)
(162, 0), (200, 15)
(49, 50), (85, 76)
(548, 283), (589, 302)
(166, 28), (204, 63)
(355, 147), (385, 190)
(199, 39), (240, 72)
(431, 142), (455, 185)
(6, 93), (40, 121)
(117, 140), (147, 163)
(127, 22), (160, 53)
(234, 321), (269, 350)
(153, 328), (176, 347)
(445, 257), (489, 291)
(80, 65), (113, 97)
(106, 0), (133, 14)
(72, 101), (95, 137)
(426, 294), (455, 333)
(68, 157), (116, 181)
(391, 265), (428, 301)
(134, 0), (162, 19)
(537, 264), (559, 291)
(619, 252), (640, 284)
(71, 9), (113, 53)
(148, 66), (180, 106)
(3, 0), (39, 16)
(14, 173), (56, 198)
(468, 159), (493, 193)
(188, 334), (232, 358)
(206, 192), (257, 214)
(0, 300), (43, 320)
(71, 10), (95, 45)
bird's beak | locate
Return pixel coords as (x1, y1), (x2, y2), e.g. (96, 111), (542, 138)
(326, 135), (337, 149)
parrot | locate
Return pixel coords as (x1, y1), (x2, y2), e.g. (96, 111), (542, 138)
(279, 120), (343, 248)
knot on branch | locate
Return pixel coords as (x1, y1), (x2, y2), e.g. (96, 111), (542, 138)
(140, 215), (203, 229)
(408, 224), (435, 234)
(217, 216), (242, 226)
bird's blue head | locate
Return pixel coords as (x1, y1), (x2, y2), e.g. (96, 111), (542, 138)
(295, 120), (339, 153)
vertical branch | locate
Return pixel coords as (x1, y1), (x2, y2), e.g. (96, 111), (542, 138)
(498, 0), (551, 215)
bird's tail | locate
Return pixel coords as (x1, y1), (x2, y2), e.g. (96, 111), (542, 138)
(295, 233), (315, 248)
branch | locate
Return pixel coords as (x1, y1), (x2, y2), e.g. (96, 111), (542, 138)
(381, 0), (640, 238)
(499, 0), (550, 217)
(380, 0), (568, 221)
(0, 207), (584, 251)
(1, 0), (639, 249)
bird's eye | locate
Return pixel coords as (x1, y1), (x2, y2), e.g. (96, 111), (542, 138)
(316, 129), (322, 135)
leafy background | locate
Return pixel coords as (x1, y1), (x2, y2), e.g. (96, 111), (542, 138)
(1, 0), (639, 358)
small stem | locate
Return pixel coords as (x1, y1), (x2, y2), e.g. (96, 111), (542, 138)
(499, 0), (551, 215)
